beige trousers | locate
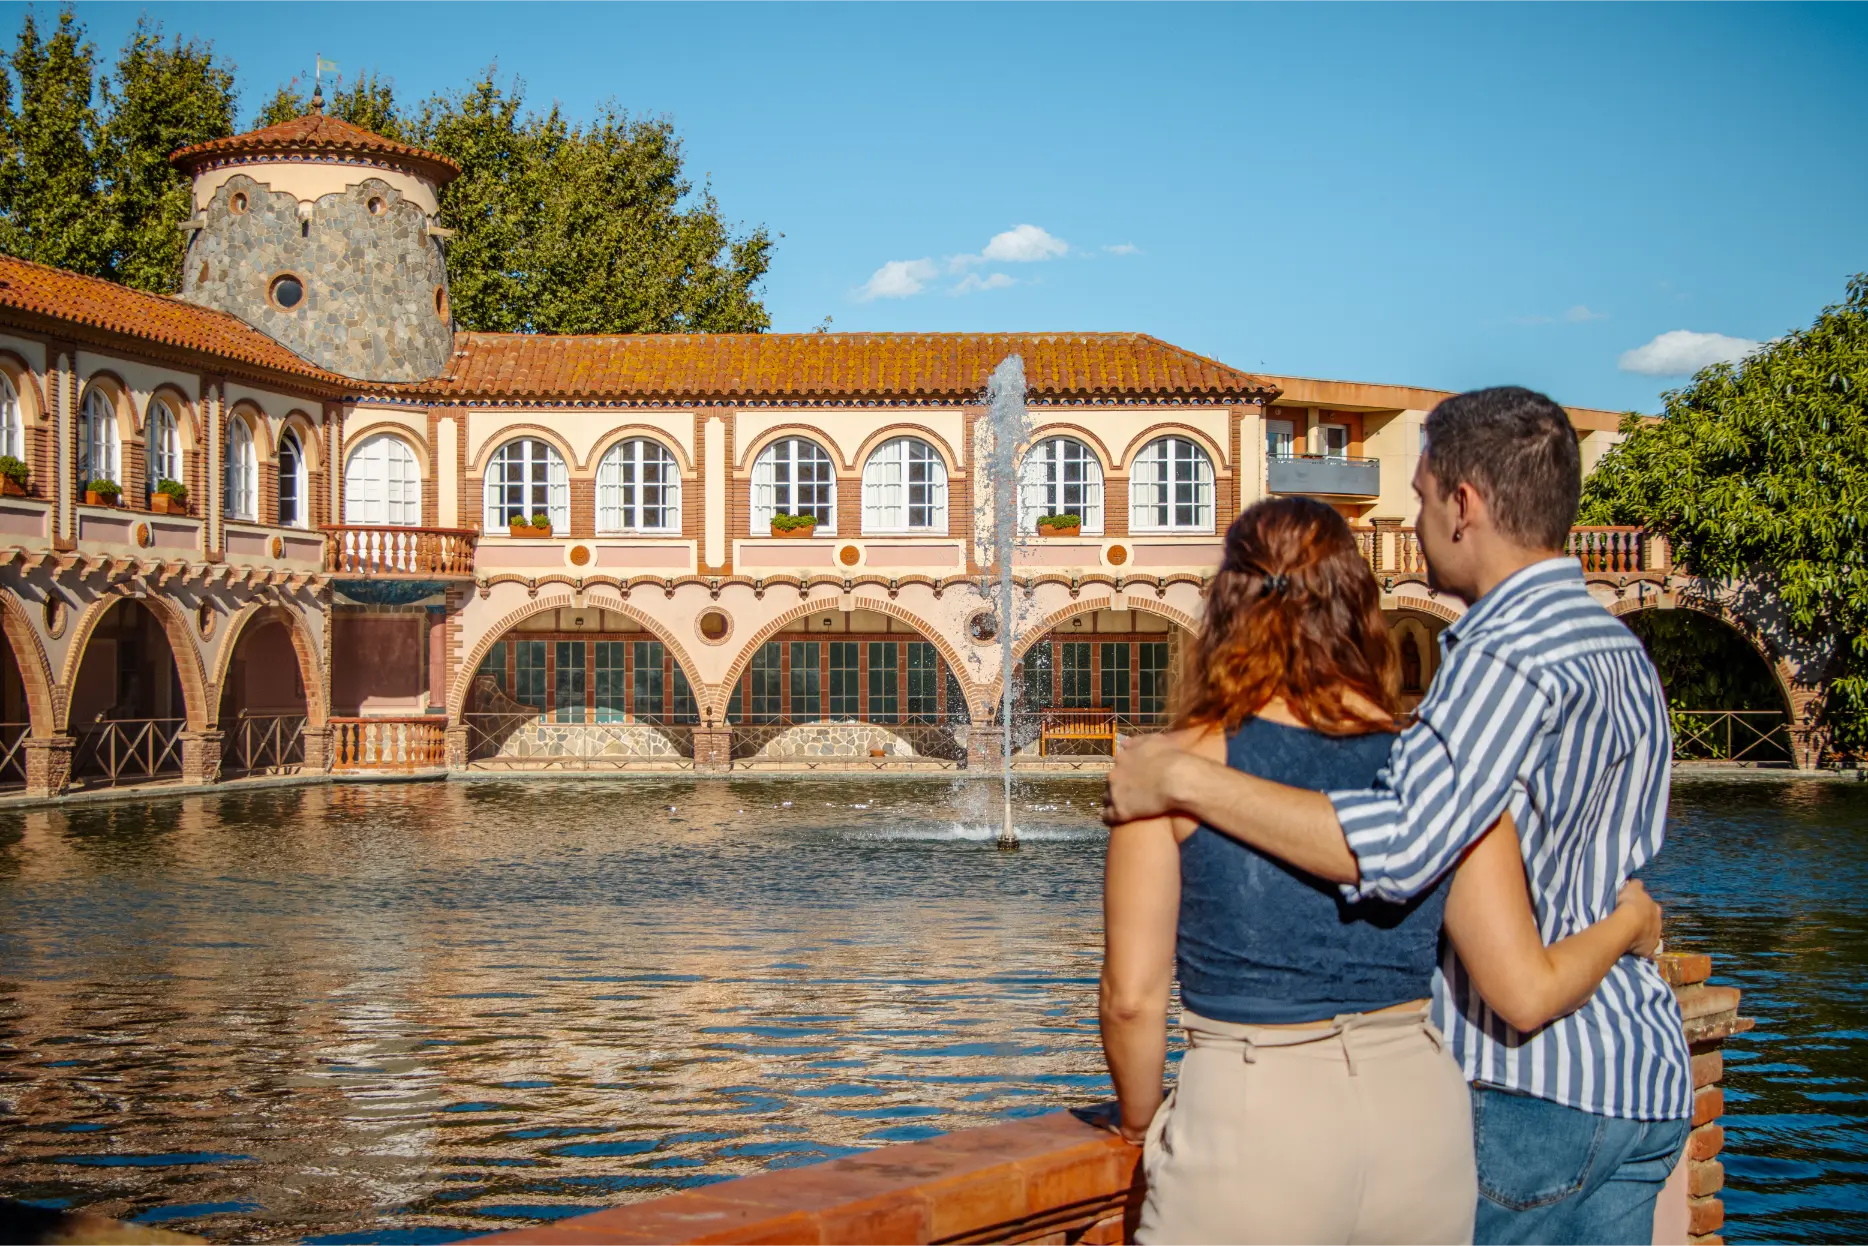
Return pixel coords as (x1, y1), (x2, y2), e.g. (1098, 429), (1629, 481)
(1136, 1007), (1476, 1246)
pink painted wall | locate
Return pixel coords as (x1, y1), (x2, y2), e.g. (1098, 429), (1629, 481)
(331, 614), (426, 715)
(220, 620), (305, 717)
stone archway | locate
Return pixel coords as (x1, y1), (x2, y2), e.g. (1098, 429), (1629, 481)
(0, 587), (57, 740)
(60, 596), (211, 787)
(214, 602), (325, 777)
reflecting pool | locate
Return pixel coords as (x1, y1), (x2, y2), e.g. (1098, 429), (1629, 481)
(0, 776), (1862, 1244)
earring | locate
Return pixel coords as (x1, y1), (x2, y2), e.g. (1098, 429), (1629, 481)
(1452, 530), (1462, 543)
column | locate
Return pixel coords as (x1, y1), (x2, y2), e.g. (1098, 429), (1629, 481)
(301, 724), (332, 772)
(965, 724), (1004, 770)
(704, 415), (726, 571)
(23, 735), (75, 799)
(436, 414), (459, 528)
(204, 380), (223, 557)
(52, 349), (72, 542)
(180, 729), (224, 786)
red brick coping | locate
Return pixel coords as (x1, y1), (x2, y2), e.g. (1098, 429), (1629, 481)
(468, 953), (1743, 1246)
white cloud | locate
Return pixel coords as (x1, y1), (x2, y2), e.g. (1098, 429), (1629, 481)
(1564, 304), (1608, 323)
(952, 272), (1016, 295)
(980, 224), (1068, 263)
(1103, 242), (1141, 256)
(857, 258), (938, 301)
(1618, 329), (1762, 376)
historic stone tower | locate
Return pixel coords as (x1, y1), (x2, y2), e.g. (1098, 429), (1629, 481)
(171, 90), (459, 383)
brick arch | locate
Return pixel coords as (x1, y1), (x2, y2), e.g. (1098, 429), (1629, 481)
(712, 597), (980, 720)
(1115, 423), (1228, 473)
(342, 421), (433, 476)
(447, 592), (705, 722)
(225, 399), (276, 462)
(850, 423), (966, 475)
(976, 594), (1203, 710)
(57, 592), (211, 732)
(1612, 596), (1804, 727)
(735, 423), (844, 470)
(587, 425), (695, 474)
(0, 587), (57, 738)
(1019, 422), (1117, 470)
(277, 410), (323, 470)
(78, 371), (137, 440)
(1383, 593), (1463, 625)
(0, 350), (47, 424)
(209, 600), (328, 727)
(465, 423), (577, 474)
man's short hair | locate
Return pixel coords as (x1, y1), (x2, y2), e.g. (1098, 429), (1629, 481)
(1423, 386), (1581, 550)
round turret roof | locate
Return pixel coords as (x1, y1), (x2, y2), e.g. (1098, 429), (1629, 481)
(170, 94), (459, 186)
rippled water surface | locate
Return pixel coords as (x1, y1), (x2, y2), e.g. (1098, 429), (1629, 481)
(0, 776), (1862, 1244)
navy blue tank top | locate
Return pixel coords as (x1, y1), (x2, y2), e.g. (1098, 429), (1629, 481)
(1176, 717), (1451, 1024)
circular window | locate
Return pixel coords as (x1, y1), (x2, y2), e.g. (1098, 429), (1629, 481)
(966, 609), (999, 644)
(434, 286), (449, 320)
(697, 610), (731, 644)
(269, 274), (305, 310)
(229, 191), (248, 214)
(367, 196), (386, 216)
(42, 594), (65, 639)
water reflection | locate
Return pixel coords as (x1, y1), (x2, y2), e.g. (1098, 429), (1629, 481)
(0, 776), (1861, 1244)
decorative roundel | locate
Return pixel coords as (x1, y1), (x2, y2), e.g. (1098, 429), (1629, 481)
(229, 191), (248, 214)
(197, 599), (217, 639)
(966, 609), (1000, 644)
(1106, 544), (1129, 566)
(569, 544), (592, 567)
(135, 523), (153, 549)
(838, 544), (861, 567)
(269, 535), (284, 558)
(697, 609), (732, 645)
(42, 594), (66, 639)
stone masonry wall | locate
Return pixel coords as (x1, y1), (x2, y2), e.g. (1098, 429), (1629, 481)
(180, 174), (452, 383)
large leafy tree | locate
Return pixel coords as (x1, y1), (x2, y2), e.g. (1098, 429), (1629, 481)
(1581, 274), (1868, 749)
(0, 9), (107, 275)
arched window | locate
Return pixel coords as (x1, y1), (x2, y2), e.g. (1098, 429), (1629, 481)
(224, 417), (257, 521)
(344, 433), (422, 526)
(278, 429), (307, 528)
(484, 437), (568, 531)
(1019, 436), (1103, 533)
(863, 436), (948, 533)
(751, 436), (835, 532)
(0, 375), (22, 463)
(77, 387), (119, 489)
(146, 400), (182, 499)
(1129, 436), (1214, 532)
(597, 438), (680, 533)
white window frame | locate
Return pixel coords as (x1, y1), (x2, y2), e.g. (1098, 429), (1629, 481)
(146, 399), (182, 498)
(1265, 418), (1296, 460)
(0, 376), (21, 463)
(1129, 436), (1214, 533)
(1319, 422), (1350, 459)
(1018, 435), (1104, 534)
(224, 416), (258, 521)
(751, 436), (836, 534)
(344, 432), (423, 526)
(596, 437), (681, 533)
(862, 436), (948, 534)
(278, 428), (308, 528)
(484, 436), (569, 531)
(78, 388), (120, 489)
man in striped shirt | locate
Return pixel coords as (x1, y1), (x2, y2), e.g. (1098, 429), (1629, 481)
(1105, 387), (1691, 1243)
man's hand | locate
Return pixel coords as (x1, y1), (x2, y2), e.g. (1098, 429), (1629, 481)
(1102, 734), (1190, 826)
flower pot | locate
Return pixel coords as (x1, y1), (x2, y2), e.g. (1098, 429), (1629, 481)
(1036, 522), (1081, 538)
(84, 490), (119, 508)
(150, 493), (188, 515)
(509, 523), (553, 539)
(770, 522), (818, 539)
(0, 478), (26, 498)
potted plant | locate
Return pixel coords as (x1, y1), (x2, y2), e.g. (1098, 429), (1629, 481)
(770, 512), (818, 539)
(84, 478), (121, 507)
(0, 455), (28, 497)
(1035, 513), (1081, 537)
(510, 512), (553, 539)
(151, 478), (188, 515)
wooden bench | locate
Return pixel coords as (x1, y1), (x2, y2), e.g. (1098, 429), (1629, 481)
(1039, 708), (1118, 756)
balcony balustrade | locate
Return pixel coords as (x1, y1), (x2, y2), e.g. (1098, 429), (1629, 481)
(1353, 525), (1667, 578)
(323, 525), (477, 579)
(1267, 453), (1381, 498)
(330, 717), (447, 771)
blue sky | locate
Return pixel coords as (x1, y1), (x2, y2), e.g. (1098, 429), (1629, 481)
(16, 2), (1868, 412)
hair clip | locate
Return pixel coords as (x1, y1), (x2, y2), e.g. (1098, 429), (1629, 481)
(1261, 573), (1289, 596)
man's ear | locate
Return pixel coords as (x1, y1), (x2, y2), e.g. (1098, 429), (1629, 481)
(1453, 480), (1484, 534)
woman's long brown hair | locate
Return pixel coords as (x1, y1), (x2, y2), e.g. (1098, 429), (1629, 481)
(1175, 496), (1399, 735)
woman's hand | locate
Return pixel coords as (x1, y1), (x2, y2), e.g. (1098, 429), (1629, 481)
(1615, 879), (1663, 959)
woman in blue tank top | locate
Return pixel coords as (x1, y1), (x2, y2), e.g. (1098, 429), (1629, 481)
(1099, 498), (1663, 1245)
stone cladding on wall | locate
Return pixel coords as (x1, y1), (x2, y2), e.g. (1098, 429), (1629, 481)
(180, 174), (451, 383)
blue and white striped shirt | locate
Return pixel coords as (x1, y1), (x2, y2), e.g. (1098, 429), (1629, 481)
(1330, 558), (1691, 1121)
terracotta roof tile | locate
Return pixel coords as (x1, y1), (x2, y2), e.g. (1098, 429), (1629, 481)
(0, 253), (345, 384)
(396, 332), (1277, 403)
(170, 110), (460, 185)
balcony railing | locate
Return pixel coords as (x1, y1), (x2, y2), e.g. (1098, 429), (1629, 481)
(1267, 453), (1381, 498)
(1353, 525), (1667, 578)
(330, 717), (446, 771)
(72, 718), (184, 787)
(323, 525), (477, 578)
(221, 712), (306, 778)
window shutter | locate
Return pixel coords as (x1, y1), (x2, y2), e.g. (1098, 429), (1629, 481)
(548, 444), (569, 531)
(751, 445), (776, 529)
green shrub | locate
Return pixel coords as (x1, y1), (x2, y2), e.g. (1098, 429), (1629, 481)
(0, 455), (27, 486)
(85, 478), (121, 499)
(770, 512), (818, 531)
(529, 512), (552, 529)
(1037, 513), (1081, 528)
(155, 478), (187, 500)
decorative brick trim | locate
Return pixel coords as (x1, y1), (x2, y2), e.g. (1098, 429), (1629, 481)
(56, 591), (212, 732)
(975, 594), (1201, 708)
(209, 599), (329, 726)
(0, 586), (58, 737)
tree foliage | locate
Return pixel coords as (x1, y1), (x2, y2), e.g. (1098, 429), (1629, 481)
(0, 7), (772, 327)
(1580, 274), (1868, 748)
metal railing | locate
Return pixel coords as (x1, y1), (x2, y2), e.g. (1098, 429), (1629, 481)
(727, 717), (967, 765)
(0, 721), (26, 789)
(72, 717), (185, 786)
(330, 716), (446, 770)
(1672, 710), (1791, 764)
(462, 711), (696, 769)
(324, 525), (477, 578)
(221, 712), (306, 777)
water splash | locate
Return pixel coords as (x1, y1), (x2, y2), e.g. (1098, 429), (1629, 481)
(981, 356), (1033, 849)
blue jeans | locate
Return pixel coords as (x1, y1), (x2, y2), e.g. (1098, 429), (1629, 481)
(1472, 1084), (1690, 1245)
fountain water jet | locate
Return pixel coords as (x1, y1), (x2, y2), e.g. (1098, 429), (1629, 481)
(981, 356), (1033, 850)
